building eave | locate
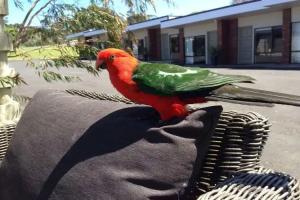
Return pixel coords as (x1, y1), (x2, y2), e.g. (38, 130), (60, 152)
(126, 16), (175, 31)
(65, 29), (107, 40)
(65, 32), (85, 40)
(161, 0), (299, 29)
(84, 29), (107, 37)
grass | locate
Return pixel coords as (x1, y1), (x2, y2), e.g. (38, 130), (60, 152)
(8, 45), (78, 60)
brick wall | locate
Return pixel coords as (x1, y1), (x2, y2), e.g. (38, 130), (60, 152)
(178, 28), (185, 64)
(217, 20), (224, 64)
(148, 28), (162, 60)
(217, 19), (238, 64)
(282, 8), (291, 64)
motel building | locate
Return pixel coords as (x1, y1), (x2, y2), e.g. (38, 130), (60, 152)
(66, 29), (108, 47)
(66, 0), (300, 65)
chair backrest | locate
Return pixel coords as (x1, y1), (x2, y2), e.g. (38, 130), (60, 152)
(0, 89), (271, 199)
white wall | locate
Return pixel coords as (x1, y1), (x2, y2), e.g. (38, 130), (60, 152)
(184, 21), (217, 37)
(292, 6), (300, 22)
(239, 11), (283, 28)
(238, 11), (283, 64)
(93, 34), (108, 41)
(132, 29), (148, 40)
(182, 21), (217, 64)
(161, 28), (179, 35)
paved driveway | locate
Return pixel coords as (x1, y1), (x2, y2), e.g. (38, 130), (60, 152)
(11, 60), (300, 179)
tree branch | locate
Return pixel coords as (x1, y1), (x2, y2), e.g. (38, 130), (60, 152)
(26, 0), (54, 27)
(20, 0), (41, 29)
(14, 0), (41, 48)
(14, 0), (55, 48)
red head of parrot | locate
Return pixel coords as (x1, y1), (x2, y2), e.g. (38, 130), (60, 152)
(95, 48), (138, 71)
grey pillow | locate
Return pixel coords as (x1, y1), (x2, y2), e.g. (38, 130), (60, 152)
(0, 90), (222, 200)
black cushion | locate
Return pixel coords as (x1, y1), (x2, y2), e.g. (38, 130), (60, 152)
(0, 90), (222, 200)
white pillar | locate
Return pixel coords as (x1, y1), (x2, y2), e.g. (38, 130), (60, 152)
(0, 0), (21, 127)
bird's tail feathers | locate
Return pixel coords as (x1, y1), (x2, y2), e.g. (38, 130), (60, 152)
(208, 85), (300, 107)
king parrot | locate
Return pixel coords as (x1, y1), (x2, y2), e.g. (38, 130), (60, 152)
(96, 48), (300, 120)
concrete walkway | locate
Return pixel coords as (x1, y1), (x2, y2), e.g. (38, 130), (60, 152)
(11, 60), (300, 179)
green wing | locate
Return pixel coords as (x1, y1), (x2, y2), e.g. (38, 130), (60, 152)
(132, 62), (255, 96)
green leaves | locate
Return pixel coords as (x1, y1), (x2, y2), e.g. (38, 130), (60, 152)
(37, 70), (78, 82)
(8, 0), (173, 83)
(12, 0), (25, 10)
(0, 74), (26, 88)
(12, 45), (99, 83)
(8, 3), (123, 83)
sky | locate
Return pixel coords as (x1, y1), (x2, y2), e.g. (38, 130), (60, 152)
(6, 0), (232, 26)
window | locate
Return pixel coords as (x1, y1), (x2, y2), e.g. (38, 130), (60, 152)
(170, 35), (180, 53)
(138, 39), (145, 55)
(85, 37), (93, 45)
(185, 35), (206, 64)
(255, 26), (283, 63)
(124, 39), (133, 50)
(137, 39), (148, 60)
(292, 22), (300, 63)
(185, 37), (193, 57)
(272, 27), (283, 53)
(193, 36), (206, 57)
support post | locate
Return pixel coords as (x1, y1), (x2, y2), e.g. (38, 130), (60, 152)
(282, 8), (292, 64)
(0, 0), (21, 127)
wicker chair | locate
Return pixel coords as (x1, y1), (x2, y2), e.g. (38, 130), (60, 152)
(0, 89), (299, 200)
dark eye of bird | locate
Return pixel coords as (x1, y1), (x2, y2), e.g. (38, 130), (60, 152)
(109, 55), (115, 61)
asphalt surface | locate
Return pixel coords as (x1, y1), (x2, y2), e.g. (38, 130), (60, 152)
(10, 60), (300, 179)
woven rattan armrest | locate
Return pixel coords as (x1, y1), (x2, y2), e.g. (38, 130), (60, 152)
(0, 124), (16, 161)
(197, 167), (300, 200)
(183, 111), (271, 199)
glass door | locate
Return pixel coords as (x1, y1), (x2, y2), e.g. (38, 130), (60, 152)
(193, 36), (206, 64)
(185, 35), (206, 64)
(137, 39), (145, 60)
(185, 37), (194, 64)
(169, 34), (180, 63)
(292, 22), (300, 63)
